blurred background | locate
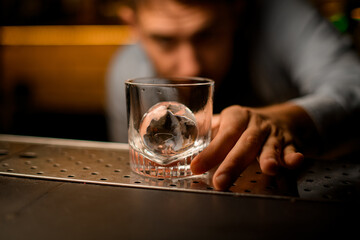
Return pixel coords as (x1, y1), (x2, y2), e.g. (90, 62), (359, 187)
(0, 0), (360, 142)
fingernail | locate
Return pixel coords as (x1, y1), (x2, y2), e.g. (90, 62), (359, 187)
(214, 173), (231, 190)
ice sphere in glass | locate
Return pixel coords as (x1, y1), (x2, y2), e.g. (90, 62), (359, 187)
(139, 101), (198, 156)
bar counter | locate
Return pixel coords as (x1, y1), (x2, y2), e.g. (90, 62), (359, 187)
(0, 135), (359, 239)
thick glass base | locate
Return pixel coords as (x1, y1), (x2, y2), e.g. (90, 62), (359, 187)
(129, 145), (199, 178)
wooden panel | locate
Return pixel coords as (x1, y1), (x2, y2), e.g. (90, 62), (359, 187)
(0, 25), (134, 113)
(0, 25), (132, 46)
(2, 45), (121, 113)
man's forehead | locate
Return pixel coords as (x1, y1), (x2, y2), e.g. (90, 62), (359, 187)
(136, 0), (224, 36)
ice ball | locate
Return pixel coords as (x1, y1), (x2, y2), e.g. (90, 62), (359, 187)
(140, 101), (198, 156)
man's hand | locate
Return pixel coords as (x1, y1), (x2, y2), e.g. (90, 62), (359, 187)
(190, 103), (318, 190)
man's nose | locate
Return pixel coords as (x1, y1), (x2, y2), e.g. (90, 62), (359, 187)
(177, 43), (201, 77)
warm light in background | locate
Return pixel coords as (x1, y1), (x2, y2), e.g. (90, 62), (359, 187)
(0, 24), (134, 141)
(0, 25), (133, 46)
(351, 8), (360, 21)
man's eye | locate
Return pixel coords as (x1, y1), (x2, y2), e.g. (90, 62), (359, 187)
(153, 36), (176, 49)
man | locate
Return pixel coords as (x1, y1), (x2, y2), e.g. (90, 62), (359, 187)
(107, 0), (360, 190)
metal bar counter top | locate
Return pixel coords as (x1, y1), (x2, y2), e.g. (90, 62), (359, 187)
(0, 134), (359, 240)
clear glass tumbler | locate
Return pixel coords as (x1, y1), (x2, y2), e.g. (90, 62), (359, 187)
(126, 77), (214, 178)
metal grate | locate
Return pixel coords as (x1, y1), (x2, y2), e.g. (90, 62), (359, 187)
(297, 159), (360, 201)
(0, 135), (359, 201)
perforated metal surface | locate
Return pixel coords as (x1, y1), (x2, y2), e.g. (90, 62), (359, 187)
(297, 159), (360, 201)
(0, 135), (359, 201)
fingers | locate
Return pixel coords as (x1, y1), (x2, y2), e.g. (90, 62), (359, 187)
(258, 131), (304, 175)
(211, 114), (220, 139)
(258, 132), (282, 176)
(283, 145), (304, 169)
(212, 115), (271, 190)
(190, 106), (249, 174)
(191, 105), (305, 191)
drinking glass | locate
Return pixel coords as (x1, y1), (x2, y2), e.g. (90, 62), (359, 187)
(126, 77), (214, 178)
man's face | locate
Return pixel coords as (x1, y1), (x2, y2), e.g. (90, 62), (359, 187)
(133, 0), (238, 83)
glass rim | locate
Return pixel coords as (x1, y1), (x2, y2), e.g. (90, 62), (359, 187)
(125, 76), (214, 87)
